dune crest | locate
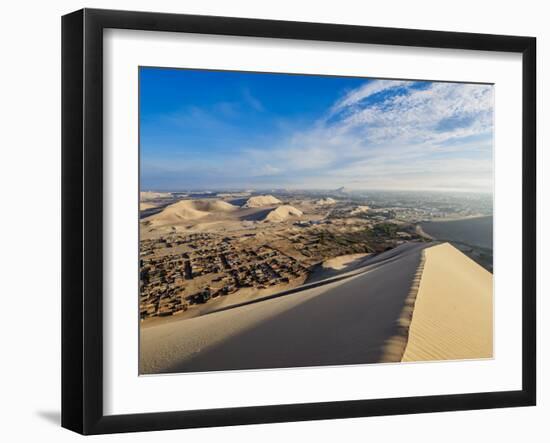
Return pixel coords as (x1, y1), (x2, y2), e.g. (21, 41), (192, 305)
(242, 195), (282, 208)
(264, 205), (303, 222)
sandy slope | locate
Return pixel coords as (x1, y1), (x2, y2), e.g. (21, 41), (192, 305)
(420, 215), (493, 249)
(139, 241), (492, 374)
(402, 242), (493, 361)
(306, 253), (370, 283)
(140, 277), (349, 374)
(323, 253), (369, 270)
(140, 243), (427, 373)
(144, 199), (237, 225)
(264, 205), (303, 222)
(139, 202), (157, 211)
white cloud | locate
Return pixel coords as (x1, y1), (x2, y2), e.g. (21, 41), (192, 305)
(145, 79), (494, 192)
(335, 81), (494, 146)
(331, 79), (409, 112)
(253, 164), (281, 176)
(243, 88), (265, 112)
(241, 79), (494, 191)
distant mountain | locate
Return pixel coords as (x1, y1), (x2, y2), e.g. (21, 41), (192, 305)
(334, 186), (352, 194)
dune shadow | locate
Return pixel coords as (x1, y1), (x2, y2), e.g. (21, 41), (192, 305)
(237, 207), (274, 221)
(227, 198), (249, 206)
(306, 255), (371, 284)
(163, 244), (426, 374)
(139, 202), (172, 219)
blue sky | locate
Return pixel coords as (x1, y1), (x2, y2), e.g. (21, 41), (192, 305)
(140, 67), (493, 192)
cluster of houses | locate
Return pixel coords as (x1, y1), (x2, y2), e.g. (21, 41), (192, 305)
(139, 235), (308, 319)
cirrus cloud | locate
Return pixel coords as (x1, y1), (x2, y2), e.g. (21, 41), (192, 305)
(243, 79), (494, 192)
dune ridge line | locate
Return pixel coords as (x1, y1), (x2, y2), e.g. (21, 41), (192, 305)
(380, 249), (427, 362)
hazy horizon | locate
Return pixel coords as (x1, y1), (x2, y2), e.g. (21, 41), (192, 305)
(139, 186), (493, 195)
(140, 68), (494, 193)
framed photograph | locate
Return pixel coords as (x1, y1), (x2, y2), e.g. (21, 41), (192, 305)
(61, 8), (536, 434)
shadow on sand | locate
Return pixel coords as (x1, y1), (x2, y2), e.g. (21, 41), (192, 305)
(161, 243), (428, 374)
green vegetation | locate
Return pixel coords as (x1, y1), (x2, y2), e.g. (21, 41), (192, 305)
(373, 222), (399, 237)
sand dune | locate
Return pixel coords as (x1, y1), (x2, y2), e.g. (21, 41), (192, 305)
(139, 202), (157, 211)
(316, 197), (336, 206)
(140, 241), (493, 374)
(188, 199), (237, 212)
(420, 215), (493, 250)
(322, 253), (368, 270)
(307, 253), (371, 283)
(145, 199), (237, 225)
(140, 191), (172, 201)
(140, 243), (428, 373)
(402, 242), (493, 361)
(242, 195), (282, 208)
(350, 205), (369, 215)
(264, 205), (303, 222)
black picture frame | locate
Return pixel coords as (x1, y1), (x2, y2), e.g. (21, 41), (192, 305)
(61, 8), (536, 435)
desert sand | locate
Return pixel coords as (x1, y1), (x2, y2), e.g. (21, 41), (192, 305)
(264, 205), (303, 222)
(139, 202), (157, 211)
(140, 191), (172, 201)
(315, 197), (336, 206)
(140, 243), (428, 373)
(139, 237), (493, 373)
(322, 253), (369, 270)
(402, 242), (493, 361)
(306, 253), (370, 283)
(243, 195), (282, 208)
(350, 205), (369, 215)
(145, 199), (237, 225)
